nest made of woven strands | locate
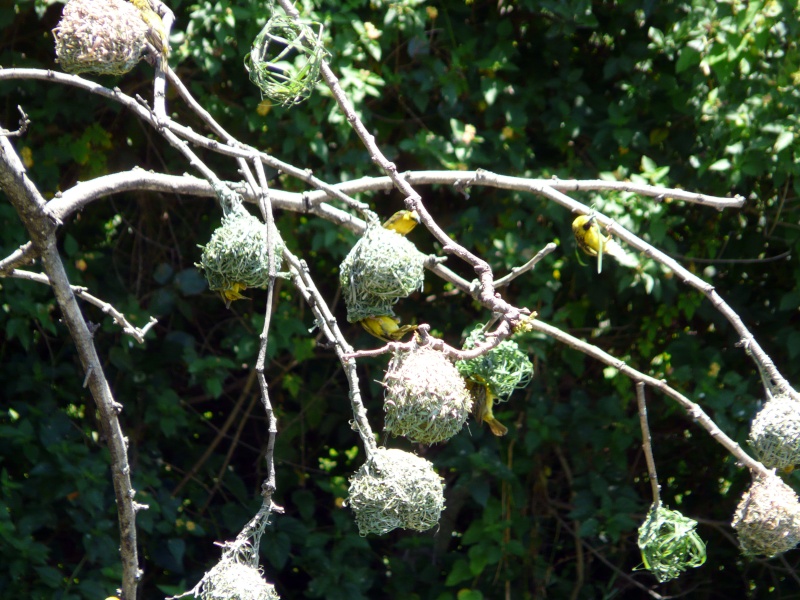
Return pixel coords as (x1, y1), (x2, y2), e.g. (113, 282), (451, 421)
(339, 217), (425, 323)
(732, 471), (800, 558)
(748, 395), (800, 470)
(383, 345), (472, 445)
(245, 14), (327, 107)
(198, 203), (284, 295)
(53, 0), (148, 75)
(638, 504), (706, 583)
(455, 326), (534, 400)
(346, 448), (445, 536)
(198, 560), (280, 600)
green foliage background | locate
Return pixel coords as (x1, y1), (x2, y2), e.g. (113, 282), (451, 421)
(2, 0), (800, 598)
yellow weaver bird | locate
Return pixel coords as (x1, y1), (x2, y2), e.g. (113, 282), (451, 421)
(220, 282), (248, 308)
(572, 214), (637, 273)
(467, 379), (508, 436)
(130, 0), (170, 61)
(360, 314), (417, 342)
(382, 210), (420, 236)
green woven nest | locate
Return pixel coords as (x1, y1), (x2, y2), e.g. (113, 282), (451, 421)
(383, 345), (472, 445)
(53, 0), (148, 76)
(198, 204), (284, 294)
(455, 326), (534, 400)
(346, 448), (445, 536)
(245, 15), (327, 107)
(199, 560), (280, 600)
(732, 471), (800, 558)
(748, 395), (800, 470)
(637, 504), (706, 583)
(339, 218), (425, 323)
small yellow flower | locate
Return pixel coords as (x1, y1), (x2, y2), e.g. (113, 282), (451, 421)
(461, 124), (477, 145)
(363, 21), (382, 40)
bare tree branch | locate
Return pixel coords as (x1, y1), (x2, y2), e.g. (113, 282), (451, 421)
(6, 269), (157, 343)
(0, 134), (143, 599)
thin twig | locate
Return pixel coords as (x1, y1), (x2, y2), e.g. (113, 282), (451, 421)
(530, 319), (770, 478)
(0, 105), (30, 137)
(283, 249), (377, 454)
(0, 241), (36, 275)
(495, 242), (558, 288)
(636, 382), (661, 505)
(253, 154), (281, 504)
(8, 269), (157, 343)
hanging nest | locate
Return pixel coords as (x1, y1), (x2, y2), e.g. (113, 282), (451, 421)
(197, 203), (284, 298)
(383, 344), (472, 445)
(637, 504), (706, 583)
(748, 395), (800, 470)
(53, 0), (148, 76)
(732, 471), (800, 558)
(455, 325), (534, 400)
(346, 448), (445, 536)
(197, 560), (280, 600)
(245, 14), (327, 107)
(339, 216), (425, 323)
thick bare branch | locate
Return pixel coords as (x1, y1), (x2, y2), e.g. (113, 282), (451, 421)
(0, 135), (143, 599)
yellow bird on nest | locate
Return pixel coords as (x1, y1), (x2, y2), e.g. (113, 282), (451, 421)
(220, 282), (248, 308)
(382, 210), (420, 236)
(360, 314), (418, 343)
(131, 0), (170, 61)
(355, 210), (421, 341)
(467, 379), (508, 436)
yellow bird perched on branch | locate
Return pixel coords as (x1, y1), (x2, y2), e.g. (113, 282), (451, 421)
(360, 314), (417, 342)
(572, 214), (637, 273)
(467, 379), (508, 436)
(130, 0), (170, 61)
(383, 210), (420, 236)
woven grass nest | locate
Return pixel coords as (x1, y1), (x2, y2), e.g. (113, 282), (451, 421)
(383, 345), (472, 445)
(339, 217), (425, 323)
(732, 471), (800, 558)
(637, 504), (706, 582)
(455, 325), (534, 400)
(53, 0), (148, 76)
(346, 448), (445, 536)
(748, 395), (800, 471)
(199, 560), (280, 600)
(198, 203), (284, 298)
(245, 14), (327, 107)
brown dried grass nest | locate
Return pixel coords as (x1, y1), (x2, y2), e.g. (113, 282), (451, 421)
(383, 345), (472, 445)
(732, 471), (800, 558)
